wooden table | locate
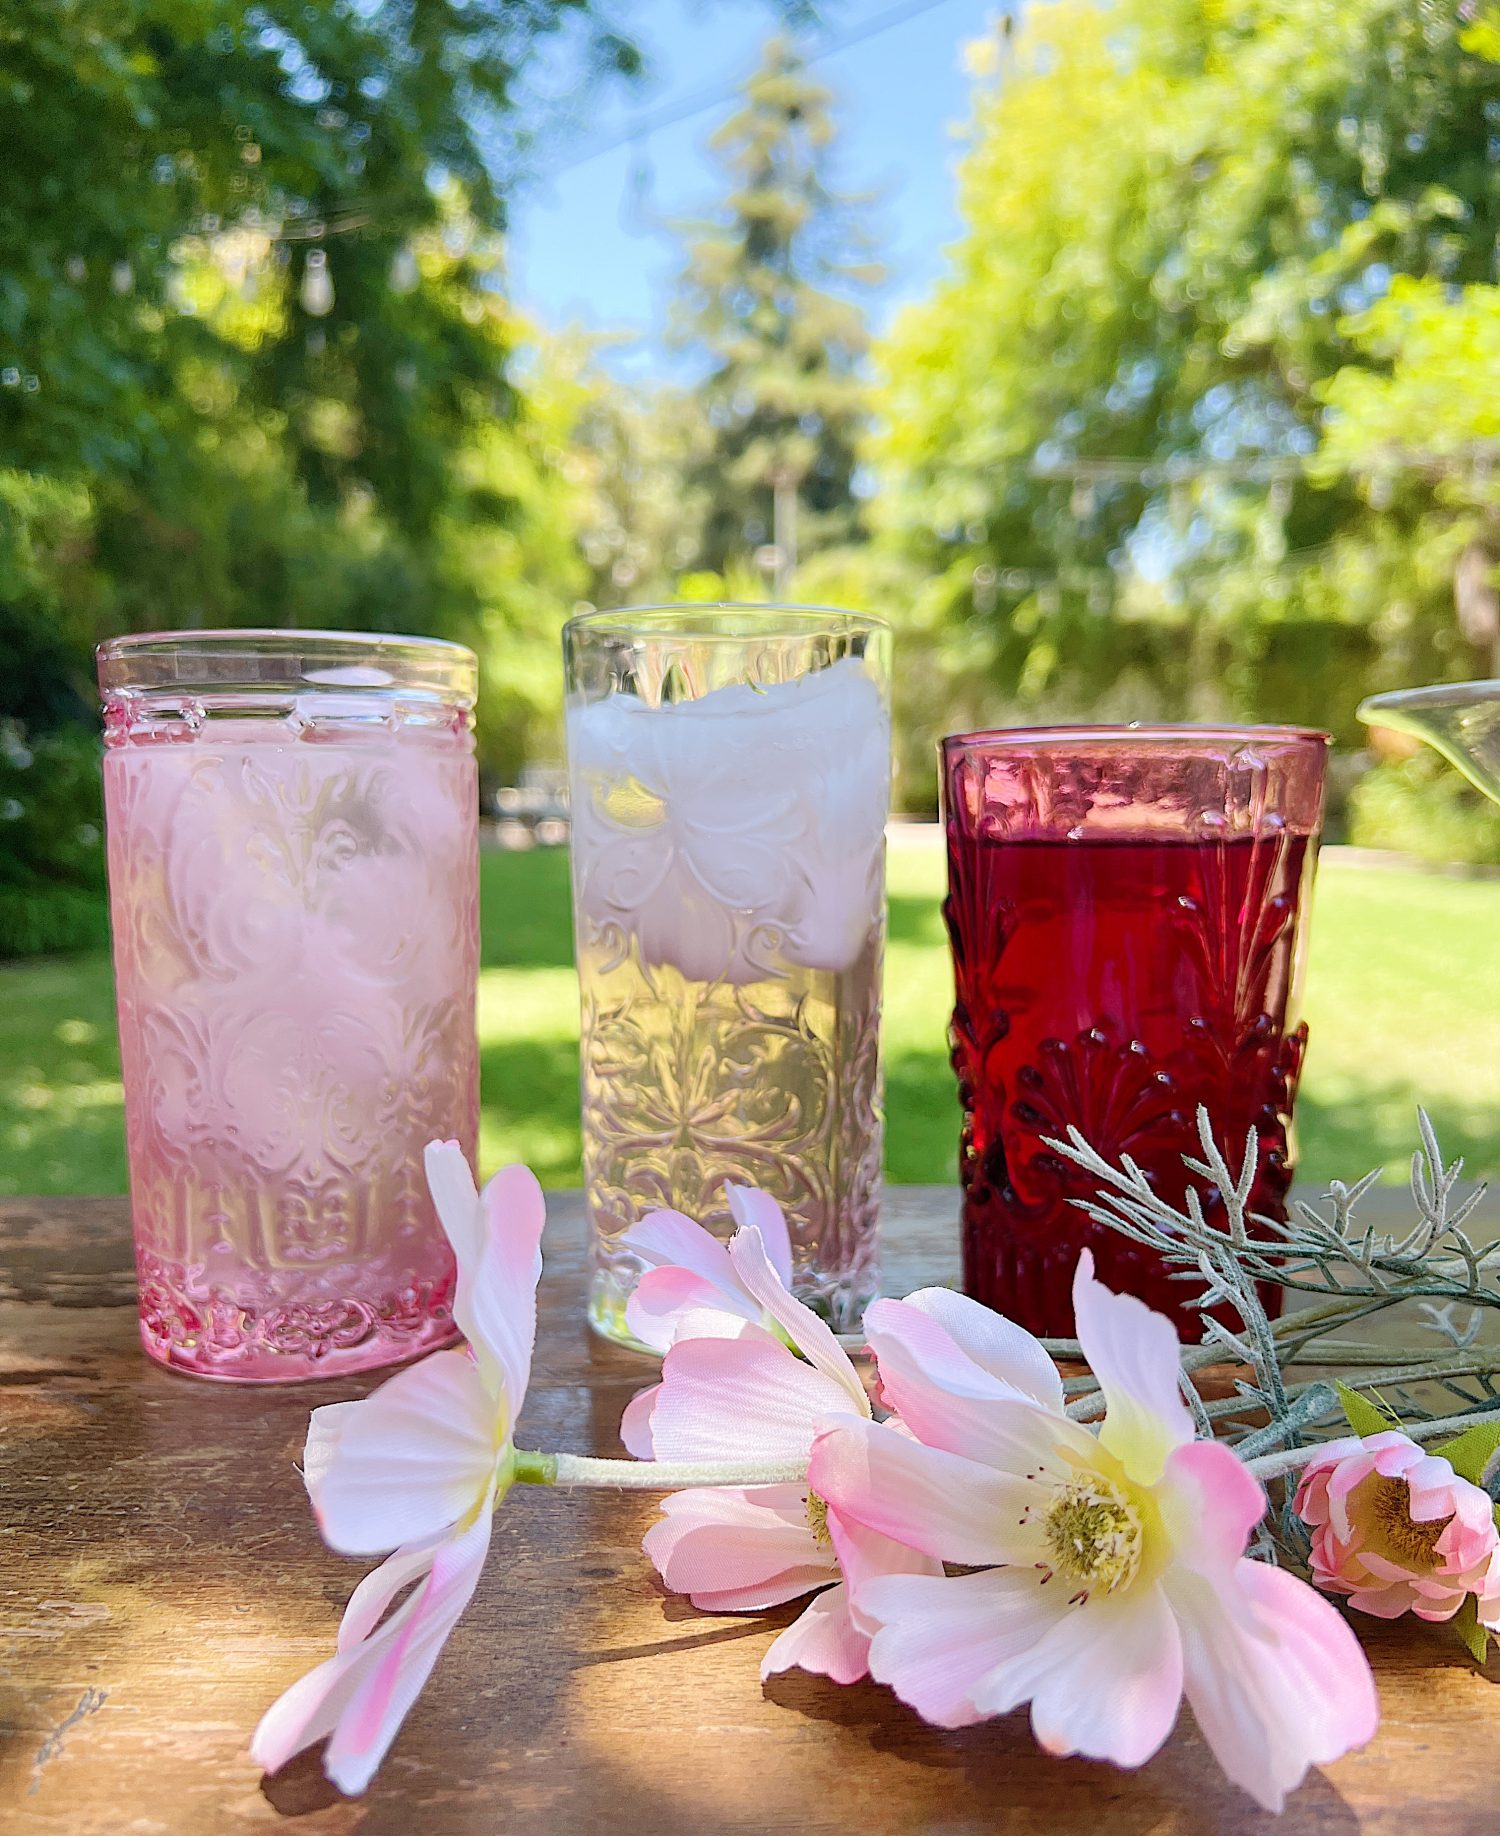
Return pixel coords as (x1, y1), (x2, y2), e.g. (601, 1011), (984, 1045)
(3, 1189), (1496, 1835)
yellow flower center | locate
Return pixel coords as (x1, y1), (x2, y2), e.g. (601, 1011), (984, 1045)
(1043, 1472), (1143, 1595)
(1356, 1474), (1451, 1571)
(805, 1489), (833, 1551)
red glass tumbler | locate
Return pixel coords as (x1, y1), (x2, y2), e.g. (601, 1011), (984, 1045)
(942, 725), (1328, 1340)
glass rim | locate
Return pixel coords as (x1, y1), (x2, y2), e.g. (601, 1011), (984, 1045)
(942, 721), (1330, 756)
(97, 628), (478, 700)
(1359, 682), (1500, 719)
(97, 627), (476, 663)
(563, 601), (890, 643)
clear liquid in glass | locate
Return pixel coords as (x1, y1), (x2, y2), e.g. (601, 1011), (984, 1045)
(566, 650), (888, 1341)
(577, 925), (883, 1342)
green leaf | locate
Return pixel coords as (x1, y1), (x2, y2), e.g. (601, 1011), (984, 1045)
(1432, 1421), (1500, 1490)
(1453, 1596), (1493, 1668)
(1334, 1379), (1401, 1439)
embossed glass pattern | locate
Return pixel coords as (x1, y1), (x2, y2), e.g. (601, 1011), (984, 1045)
(98, 630), (479, 1382)
(564, 605), (891, 1345)
(942, 725), (1327, 1341)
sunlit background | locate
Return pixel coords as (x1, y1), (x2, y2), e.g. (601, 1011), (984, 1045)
(5, 0), (1500, 1195)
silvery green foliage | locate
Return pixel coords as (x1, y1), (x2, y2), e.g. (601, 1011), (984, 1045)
(1045, 1110), (1500, 1559)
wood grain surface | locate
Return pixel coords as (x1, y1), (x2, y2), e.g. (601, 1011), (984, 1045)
(1, 1188), (1494, 1836)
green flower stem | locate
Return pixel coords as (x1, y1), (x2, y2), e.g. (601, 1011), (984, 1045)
(513, 1451), (809, 1490)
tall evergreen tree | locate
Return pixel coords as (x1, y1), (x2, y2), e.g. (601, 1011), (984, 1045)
(673, 38), (882, 582)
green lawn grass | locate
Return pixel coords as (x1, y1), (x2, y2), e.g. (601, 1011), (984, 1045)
(3, 841), (1498, 1196)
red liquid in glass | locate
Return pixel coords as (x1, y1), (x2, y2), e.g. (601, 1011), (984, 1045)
(946, 829), (1312, 1340)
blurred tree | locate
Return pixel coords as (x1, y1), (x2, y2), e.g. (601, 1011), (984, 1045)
(0, 0), (641, 949)
(871, 0), (1500, 799)
(672, 36), (883, 583)
(569, 364), (707, 608)
(0, 476), (108, 955)
(0, 0), (642, 492)
(1313, 272), (1500, 675)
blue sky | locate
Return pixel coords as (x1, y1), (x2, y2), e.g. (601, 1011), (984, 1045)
(507, 0), (1000, 376)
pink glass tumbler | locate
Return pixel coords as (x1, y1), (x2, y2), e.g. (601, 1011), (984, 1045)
(942, 724), (1327, 1341)
(98, 630), (479, 1382)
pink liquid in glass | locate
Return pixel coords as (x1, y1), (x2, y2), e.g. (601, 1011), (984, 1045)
(100, 635), (478, 1381)
(944, 728), (1326, 1341)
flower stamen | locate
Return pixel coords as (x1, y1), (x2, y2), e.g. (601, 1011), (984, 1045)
(1043, 1472), (1142, 1595)
(1361, 1475), (1451, 1570)
(805, 1489), (833, 1551)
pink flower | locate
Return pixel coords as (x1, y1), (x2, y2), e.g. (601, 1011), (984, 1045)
(621, 1183), (795, 1351)
(617, 1186), (795, 1456)
(644, 1483), (932, 1684)
(810, 1252), (1379, 1814)
(1294, 1430), (1500, 1625)
(633, 1214), (938, 1682)
(252, 1142), (546, 1795)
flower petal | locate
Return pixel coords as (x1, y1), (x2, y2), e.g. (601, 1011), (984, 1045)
(859, 1568), (1069, 1728)
(728, 1225), (868, 1413)
(900, 1286), (1065, 1410)
(619, 1382), (660, 1458)
(725, 1183), (794, 1284)
(1158, 1439), (1267, 1578)
(422, 1140), (481, 1271)
(827, 1503), (943, 1635)
(809, 1417), (1048, 1567)
(762, 1583), (868, 1684)
(462, 1163), (547, 1415)
(252, 1507), (493, 1796)
(865, 1296), (1092, 1471)
(1168, 1559), (1379, 1814)
(626, 1264), (751, 1353)
(622, 1208), (738, 1285)
(643, 1484), (834, 1610)
(1072, 1249), (1193, 1485)
(304, 1348), (499, 1556)
(754, 1490), (946, 1684)
(976, 1584), (1184, 1769)
(336, 1541), (441, 1652)
(648, 1334), (862, 1464)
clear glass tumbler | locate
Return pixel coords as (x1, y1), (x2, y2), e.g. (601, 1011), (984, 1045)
(942, 724), (1328, 1341)
(564, 604), (892, 1344)
(98, 630), (479, 1382)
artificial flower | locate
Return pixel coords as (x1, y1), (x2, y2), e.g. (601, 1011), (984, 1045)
(633, 1213), (938, 1681)
(252, 1142), (546, 1794)
(621, 1182), (795, 1354)
(809, 1251), (1379, 1813)
(1294, 1430), (1500, 1625)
